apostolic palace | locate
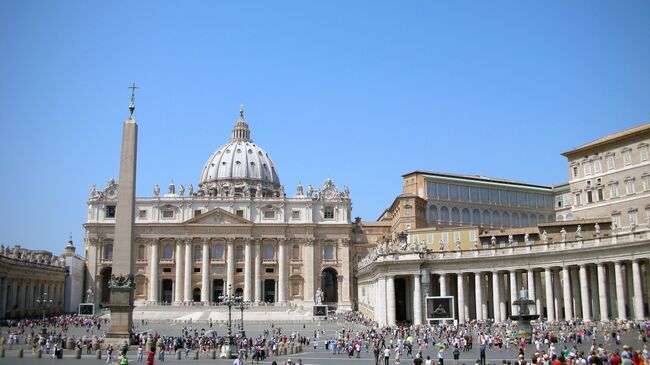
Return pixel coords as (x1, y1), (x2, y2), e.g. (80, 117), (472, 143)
(1, 103), (649, 326)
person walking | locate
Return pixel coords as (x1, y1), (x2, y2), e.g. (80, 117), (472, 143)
(438, 346), (444, 365)
(384, 347), (391, 365)
(137, 345), (144, 363)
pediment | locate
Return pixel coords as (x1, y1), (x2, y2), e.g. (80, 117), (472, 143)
(183, 208), (252, 225)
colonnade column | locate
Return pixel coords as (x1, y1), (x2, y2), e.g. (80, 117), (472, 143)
(597, 263), (609, 320)
(254, 240), (262, 303)
(544, 268), (555, 321)
(386, 275), (396, 326)
(527, 269), (536, 313)
(243, 239), (252, 302)
(201, 238), (210, 303)
(303, 238), (315, 304)
(413, 274), (422, 325)
(174, 239), (183, 304)
(183, 238), (192, 303)
(277, 238), (286, 304)
(149, 238), (159, 304)
(614, 261), (626, 319)
(376, 277), (387, 326)
(439, 273), (447, 296)
(456, 273), (465, 324)
(579, 264), (591, 321)
(226, 238), (235, 292)
(509, 271), (518, 317)
(631, 260), (644, 319)
(492, 271), (501, 322)
(562, 266), (573, 320)
(475, 272), (484, 321)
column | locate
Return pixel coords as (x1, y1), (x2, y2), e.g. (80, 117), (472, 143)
(499, 273), (507, 321)
(376, 277), (387, 326)
(254, 240), (262, 303)
(174, 239), (183, 304)
(439, 273), (447, 296)
(579, 264), (591, 321)
(226, 238), (235, 291)
(413, 274), (422, 325)
(589, 265), (600, 320)
(509, 271), (518, 317)
(277, 238), (286, 304)
(149, 238), (159, 304)
(544, 268), (555, 321)
(492, 271), (501, 322)
(553, 269), (562, 320)
(614, 261), (626, 319)
(243, 238), (253, 302)
(456, 273), (465, 324)
(386, 275), (396, 326)
(562, 266), (573, 320)
(632, 260), (644, 319)
(534, 271), (543, 315)
(303, 238), (315, 303)
(201, 238), (210, 303)
(475, 272), (483, 321)
(184, 238), (192, 303)
(597, 263), (609, 321)
(527, 269), (536, 314)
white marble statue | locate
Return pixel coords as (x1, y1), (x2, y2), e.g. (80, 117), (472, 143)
(524, 233), (530, 245)
(179, 184), (185, 196)
(576, 224), (582, 239)
(188, 184), (193, 196)
(594, 222), (600, 237)
(508, 234), (514, 246)
(560, 227), (567, 242)
(490, 236), (496, 248)
(542, 230), (549, 244)
(315, 288), (324, 305)
(153, 184), (160, 197)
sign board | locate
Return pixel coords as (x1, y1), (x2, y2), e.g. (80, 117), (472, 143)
(79, 303), (95, 316)
(313, 305), (327, 317)
(426, 296), (454, 321)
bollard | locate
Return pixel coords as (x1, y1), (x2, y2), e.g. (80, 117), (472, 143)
(17, 348), (24, 358)
(0, 347), (4, 357)
(75, 348), (81, 359)
(67, 337), (76, 350)
(193, 351), (199, 360)
(289, 346), (294, 355)
(36, 349), (43, 358)
(96, 349), (102, 359)
(175, 349), (181, 360)
(92, 336), (99, 351)
(210, 349), (216, 359)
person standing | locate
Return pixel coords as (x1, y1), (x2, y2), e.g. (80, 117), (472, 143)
(384, 347), (391, 365)
(137, 345), (144, 363)
(374, 346), (381, 365)
(438, 346), (444, 365)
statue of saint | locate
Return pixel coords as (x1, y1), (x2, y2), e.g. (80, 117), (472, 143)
(576, 225), (582, 239)
(490, 236), (496, 248)
(179, 184), (185, 196)
(89, 184), (97, 198)
(524, 233), (530, 245)
(560, 227), (567, 242)
(315, 288), (324, 305)
(188, 184), (194, 196)
(594, 222), (600, 236)
(86, 288), (95, 303)
(542, 230), (549, 244)
(168, 180), (175, 195)
(153, 184), (160, 197)
(508, 234), (514, 246)
(519, 286), (528, 301)
(307, 184), (314, 197)
(344, 186), (350, 198)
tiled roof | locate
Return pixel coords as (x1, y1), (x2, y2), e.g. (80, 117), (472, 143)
(561, 122), (650, 156)
(403, 170), (551, 189)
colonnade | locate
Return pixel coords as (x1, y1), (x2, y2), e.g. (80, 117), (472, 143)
(0, 276), (65, 318)
(374, 258), (649, 327)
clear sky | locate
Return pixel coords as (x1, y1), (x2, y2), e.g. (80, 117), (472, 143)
(1, 1), (649, 253)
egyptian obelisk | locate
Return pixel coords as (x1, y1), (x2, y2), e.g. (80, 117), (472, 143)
(107, 83), (139, 344)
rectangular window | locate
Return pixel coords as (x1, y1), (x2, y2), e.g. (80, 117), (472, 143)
(470, 187), (480, 202)
(236, 268), (243, 273)
(292, 210), (301, 219)
(610, 183), (619, 198)
(449, 184), (459, 200)
(265, 268), (274, 273)
(623, 150), (632, 165)
(575, 193), (582, 205)
(324, 207), (334, 219)
(194, 209), (202, 217)
(454, 231), (461, 242)
(236, 210), (244, 217)
(555, 195), (563, 208)
(612, 214), (621, 228)
(459, 186), (469, 201)
(480, 188), (489, 203)
(162, 268), (172, 273)
(193, 268), (200, 273)
(441, 233), (448, 243)
(583, 162), (591, 176)
(264, 210), (275, 219)
(625, 180), (635, 195)
(404, 206), (413, 217)
(597, 188), (604, 201)
(105, 205), (116, 219)
(469, 231), (477, 242)
(138, 209), (147, 219)
(587, 190), (593, 203)
(629, 211), (638, 225)
(427, 182), (438, 198)
(641, 146), (649, 161)
(593, 160), (602, 174)
(607, 154), (615, 170)
(572, 166), (579, 178)
(162, 210), (174, 218)
(643, 176), (650, 191)
(427, 234), (433, 244)
(438, 183), (449, 199)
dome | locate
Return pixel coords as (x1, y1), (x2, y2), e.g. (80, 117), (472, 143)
(198, 107), (281, 195)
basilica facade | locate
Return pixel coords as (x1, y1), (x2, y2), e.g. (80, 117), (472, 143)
(83, 108), (354, 310)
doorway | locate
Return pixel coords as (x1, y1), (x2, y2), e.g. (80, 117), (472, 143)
(321, 268), (338, 304)
(264, 279), (276, 303)
(161, 279), (173, 304)
(213, 279), (224, 303)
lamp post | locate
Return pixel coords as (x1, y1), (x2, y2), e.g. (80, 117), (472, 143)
(235, 300), (250, 338)
(36, 292), (54, 334)
(218, 284), (238, 359)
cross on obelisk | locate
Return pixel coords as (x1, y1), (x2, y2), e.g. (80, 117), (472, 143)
(107, 83), (139, 346)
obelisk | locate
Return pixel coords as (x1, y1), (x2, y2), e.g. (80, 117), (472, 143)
(107, 83), (139, 344)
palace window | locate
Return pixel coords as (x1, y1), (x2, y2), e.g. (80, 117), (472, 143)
(572, 166), (579, 178)
(623, 149), (632, 165)
(427, 234), (433, 244)
(138, 210), (147, 219)
(292, 210), (301, 220)
(324, 244), (334, 260)
(629, 209), (638, 226)
(643, 174), (650, 191)
(587, 190), (593, 204)
(291, 245), (300, 261)
(609, 182), (619, 198)
(162, 244), (173, 260)
(235, 246), (244, 262)
(597, 188), (604, 201)
(575, 193), (582, 205)
(264, 244), (275, 260)
(105, 205), (116, 219)
(103, 243), (113, 261)
(454, 231), (461, 243)
(162, 210), (174, 219)
(611, 213), (621, 228)
(263, 210), (275, 219)
(137, 245), (145, 260)
(324, 206), (334, 219)
(640, 144), (649, 162)
(194, 246), (201, 261)
(583, 162), (591, 176)
(593, 159), (602, 174)
(625, 178), (636, 195)
(607, 154), (615, 170)
(404, 205), (413, 217)
(469, 231), (477, 242)
(213, 243), (224, 260)
(440, 233), (448, 243)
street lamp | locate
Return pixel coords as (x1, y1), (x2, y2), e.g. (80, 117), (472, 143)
(36, 292), (54, 334)
(234, 299), (251, 338)
(218, 284), (238, 359)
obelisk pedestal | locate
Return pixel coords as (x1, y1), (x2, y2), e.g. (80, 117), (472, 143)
(106, 87), (139, 345)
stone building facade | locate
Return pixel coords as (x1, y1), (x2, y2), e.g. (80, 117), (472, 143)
(0, 245), (67, 319)
(83, 108), (354, 310)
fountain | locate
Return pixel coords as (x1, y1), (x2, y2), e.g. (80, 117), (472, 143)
(510, 286), (540, 343)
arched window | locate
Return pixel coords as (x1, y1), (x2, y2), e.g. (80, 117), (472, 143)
(291, 245), (300, 261)
(264, 244), (275, 260)
(236, 246), (244, 262)
(492, 211), (500, 226)
(538, 214), (546, 224)
(440, 206), (450, 223)
(462, 208), (471, 224)
(512, 213), (520, 227)
(502, 212), (510, 227)
(547, 215), (554, 223)
(482, 210), (491, 226)
(451, 207), (460, 223)
(103, 243), (113, 260)
(521, 213), (529, 227)
(137, 244), (145, 260)
(324, 244), (334, 260)
(213, 243), (224, 260)
(472, 209), (481, 225)
(429, 205), (438, 223)
(530, 214), (538, 227)
(556, 215), (564, 221)
(194, 246), (201, 261)
(565, 213), (573, 221)
(162, 244), (173, 260)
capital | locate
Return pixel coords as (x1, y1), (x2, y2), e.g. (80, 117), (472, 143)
(150, 237), (160, 246)
(304, 237), (315, 246)
(339, 238), (350, 247)
(226, 237), (235, 244)
(201, 237), (210, 245)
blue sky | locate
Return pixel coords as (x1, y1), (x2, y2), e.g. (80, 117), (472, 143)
(1, 1), (649, 253)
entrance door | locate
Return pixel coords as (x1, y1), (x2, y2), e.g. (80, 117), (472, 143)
(321, 268), (338, 304)
(193, 288), (201, 303)
(264, 279), (276, 303)
(213, 279), (224, 303)
(395, 278), (408, 323)
(161, 279), (173, 304)
(100, 267), (112, 304)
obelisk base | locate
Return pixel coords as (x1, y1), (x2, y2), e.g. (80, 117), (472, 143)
(106, 287), (135, 345)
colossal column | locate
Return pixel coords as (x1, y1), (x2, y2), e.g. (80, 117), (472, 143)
(107, 84), (138, 343)
(277, 238), (286, 304)
(386, 275), (396, 326)
(201, 238), (210, 303)
(303, 238), (315, 304)
(254, 239), (262, 303)
(174, 239), (183, 304)
(579, 264), (591, 321)
(439, 273), (447, 296)
(184, 239), (192, 303)
(149, 238), (159, 304)
(456, 273), (465, 324)
(376, 276), (387, 326)
(544, 268), (555, 321)
(474, 272), (483, 321)
(413, 274), (422, 325)
(631, 260), (644, 319)
(509, 271), (518, 317)
(526, 269), (536, 314)
(226, 238), (235, 291)
(597, 263), (609, 321)
(492, 271), (501, 322)
(614, 261), (626, 319)
(562, 266), (573, 320)
(244, 238), (252, 302)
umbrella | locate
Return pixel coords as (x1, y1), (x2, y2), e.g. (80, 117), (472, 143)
(435, 342), (445, 348)
(406, 336), (414, 344)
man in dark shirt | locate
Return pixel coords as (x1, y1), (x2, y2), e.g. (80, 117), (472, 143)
(413, 353), (423, 365)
